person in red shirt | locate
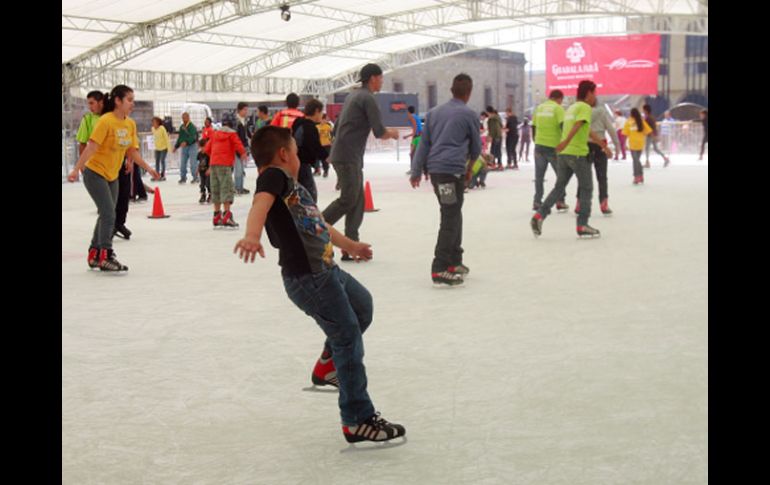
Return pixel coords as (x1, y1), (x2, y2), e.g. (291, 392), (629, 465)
(201, 117), (214, 141)
(203, 118), (247, 228)
(270, 93), (305, 129)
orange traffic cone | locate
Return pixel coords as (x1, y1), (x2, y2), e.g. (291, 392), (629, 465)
(364, 180), (379, 212)
(147, 187), (171, 218)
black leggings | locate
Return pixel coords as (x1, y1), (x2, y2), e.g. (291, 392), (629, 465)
(115, 159), (130, 227)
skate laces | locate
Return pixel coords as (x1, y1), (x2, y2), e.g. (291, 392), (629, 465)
(366, 412), (390, 429)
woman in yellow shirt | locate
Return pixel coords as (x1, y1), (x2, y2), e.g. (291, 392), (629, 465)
(67, 85), (159, 272)
(622, 108), (652, 185)
(151, 117), (170, 181)
(315, 113), (333, 177)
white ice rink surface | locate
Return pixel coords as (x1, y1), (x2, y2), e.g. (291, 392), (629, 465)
(62, 152), (708, 485)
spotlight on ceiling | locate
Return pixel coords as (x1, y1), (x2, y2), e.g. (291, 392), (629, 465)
(280, 5), (291, 22)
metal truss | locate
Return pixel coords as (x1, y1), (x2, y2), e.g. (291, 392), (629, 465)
(63, 14), (386, 59)
(65, 41), (470, 97)
(222, 0), (707, 88)
(63, 0), (707, 94)
(63, 1), (319, 85)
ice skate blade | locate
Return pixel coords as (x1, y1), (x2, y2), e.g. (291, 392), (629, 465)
(340, 436), (408, 453)
(301, 385), (338, 393)
(96, 270), (129, 275)
(577, 234), (601, 239)
(432, 282), (464, 289)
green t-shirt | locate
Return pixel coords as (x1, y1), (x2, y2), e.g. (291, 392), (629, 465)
(76, 113), (101, 144)
(532, 100), (564, 148)
(560, 101), (592, 157)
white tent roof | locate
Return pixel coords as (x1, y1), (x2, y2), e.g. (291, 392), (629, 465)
(62, 0), (707, 100)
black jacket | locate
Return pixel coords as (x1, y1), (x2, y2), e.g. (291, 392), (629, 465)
(292, 117), (327, 165)
(236, 118), (250, 148)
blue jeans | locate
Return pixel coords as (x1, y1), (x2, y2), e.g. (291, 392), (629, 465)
(534, 145), (565, 205)
(154, 150), (167, 177)
(179, 144), (199, 181)
(234, 154), (246, 192)
(538, 154), (593, 226)
(282, 266), (375, 426)
(298, 162), (318, 202)
(631, 150), (644, 177)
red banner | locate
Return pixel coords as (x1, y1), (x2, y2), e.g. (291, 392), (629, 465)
(546, 34), (660, 96)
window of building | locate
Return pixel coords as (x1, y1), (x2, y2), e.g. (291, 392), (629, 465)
(484, 87), (493, 108)
(659, 64), (669, 76)
(393, 81), (403, 93)
(685, 36), (708, 57)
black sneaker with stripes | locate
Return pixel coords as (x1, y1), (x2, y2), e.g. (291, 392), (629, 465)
(98, 249), (128, 272)
(342, 412), (406, 443)
(432, 270), (464, 286)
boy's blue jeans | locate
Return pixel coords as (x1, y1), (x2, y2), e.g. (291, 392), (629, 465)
(282, 265), (375, 426)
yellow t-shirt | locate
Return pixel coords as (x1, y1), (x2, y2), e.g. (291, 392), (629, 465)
(622, 118), (653, 151)
(85, 112), (139, 181)
(152, 125), (170, 151)
(317, 122), (332, 146)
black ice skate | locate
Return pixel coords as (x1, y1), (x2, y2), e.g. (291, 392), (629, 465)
(311, 351), (339, 388)
(114, 224), (132, 240)
(432, 270), (464, 286)
(448, 264), (470, 277)
(87, 247), (99, 270)
(530, 214), (543, 237)
(342, 412), (406, 443)
(221, 210), (239, 229)
(577, 225), (601, 238)
(98, 249), (128, 272)
(213, 211), (223, 228)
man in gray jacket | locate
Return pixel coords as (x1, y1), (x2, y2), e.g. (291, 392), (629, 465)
(322, 63), (398, 259)
(411, 73), (481, 286)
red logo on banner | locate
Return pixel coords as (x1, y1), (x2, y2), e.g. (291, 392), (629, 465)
(546, 35), (660, 96)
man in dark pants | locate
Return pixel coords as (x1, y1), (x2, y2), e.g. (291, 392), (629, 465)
(410, 73), (481, 286)
(531, 90), (568, 211)
(504, 107), (519, 169)
(114, 158), (132, 240)
(130, 162), (148, 202)
(582, 104), (620, 216)
(322, 63), (398, 259)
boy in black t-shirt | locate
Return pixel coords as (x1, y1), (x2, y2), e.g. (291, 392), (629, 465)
(233, 126), (406, 444)
(197, 139), (211, 204)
